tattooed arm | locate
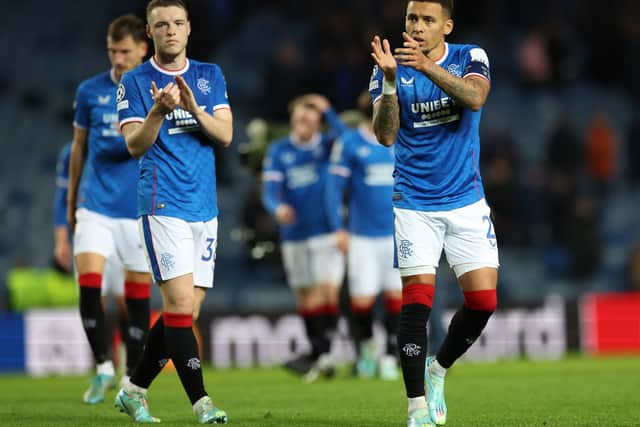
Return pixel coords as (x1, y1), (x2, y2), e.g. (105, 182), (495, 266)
(395, 32), (490, 111)
(373, 95), (400, 147)
(370, 35), (401, 146)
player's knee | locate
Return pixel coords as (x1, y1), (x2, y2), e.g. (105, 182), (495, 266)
(463, 289), (497, 312)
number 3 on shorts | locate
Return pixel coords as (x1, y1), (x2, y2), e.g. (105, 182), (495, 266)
(482, 215), (497, 247)
(201, 237), (216, 261)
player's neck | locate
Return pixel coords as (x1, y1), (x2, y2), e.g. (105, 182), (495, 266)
(153, 52), (187, 71)
(426, 41), (446, 62)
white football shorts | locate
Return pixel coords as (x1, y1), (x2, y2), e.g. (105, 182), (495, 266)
(394, 198), (500, 278)
(101, 254), (124, 297)
(281, 233), (345, 289)
(139, 215), (218, 288)
(73, 208), (148, 273)
(348, 234), (401, 298)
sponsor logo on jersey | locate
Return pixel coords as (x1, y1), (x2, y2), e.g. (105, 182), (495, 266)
(286, 164), (318, 189)
(400, 76), (415, 86)
(364, 163), (394, 186)
(197, 78), (211, 95)
(410, 96), (460, 128)
(166, 106), (206, 135)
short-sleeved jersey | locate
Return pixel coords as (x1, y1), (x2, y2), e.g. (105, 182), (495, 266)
(369, 42), (491, 212)
(327, 126), (394, 237)
(262, 133), (335, 241)
(54, 142), (71, 227)
(74, 69), (138, 219)
(117, 57), (230, 222)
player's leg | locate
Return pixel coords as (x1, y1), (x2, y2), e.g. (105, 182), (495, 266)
(427, 199), (500, 425)
(309, 233), (345, 378)
(347, 235), (379, 378)
(189, 217), (227, 424)
(281, 240), (325, 375)
(102, 255), (127, 380)
(73, 208), (117, 403)
(115, 217), (152, 379)
(394, 208), (444, 426)
(380, 235), (403, 380)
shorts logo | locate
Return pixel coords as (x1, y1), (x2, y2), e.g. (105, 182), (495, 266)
(187, 358), (201, 370)
(128, 326), (145, 340)
(398, 239), (414, 259)
(197, 78), (211, 95)
(402, 343), (421, 357)
(158, 358), (169, 368)
(160, 252), (176, 271)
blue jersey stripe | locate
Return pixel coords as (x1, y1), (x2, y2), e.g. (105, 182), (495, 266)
(141, 216), (162, 282)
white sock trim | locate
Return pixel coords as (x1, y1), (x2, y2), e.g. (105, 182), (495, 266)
(408, 396), (427, 412)
(96, 360), (115, 376)
(124, 379), (147, 395)
(193, 395), (210, 411)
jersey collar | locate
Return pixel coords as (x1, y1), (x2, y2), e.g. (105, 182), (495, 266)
(434, 42), (449, 65)
(150, 56), (190, 75)
(290, 132), (321, 150)
(109, 68), (118, 85)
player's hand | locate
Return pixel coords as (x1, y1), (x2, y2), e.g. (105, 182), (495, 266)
(370, 35), (397, 82)
(335, 229), (349, 254)
(54, 241), (72, 272)
(174, 75), (200, 114)
(151, 81), (181, 115)
(275, 204), (296, 225)
(305, 94), (330, 113)
(394, 32), (432, 72)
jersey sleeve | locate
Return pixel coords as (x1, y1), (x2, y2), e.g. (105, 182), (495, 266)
(117, 72), (146, 131)
(211, 65), (230, 113)
(261, 144), (285, 215)
(462, 46), (491, 82)
(326, 138), (351, 231)
(368, 65), (384, 104)
(53, 144), (71, 227)
(73, 82), (90, 130)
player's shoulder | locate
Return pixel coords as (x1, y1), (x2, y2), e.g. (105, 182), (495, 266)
(268, 136), (291, 153)
(123, 61), (152, 80)
(77, 70), (112, 93)
(338, 128), (360, 147)
(188, 58), (224, 76)
(448, 42), (488, 60)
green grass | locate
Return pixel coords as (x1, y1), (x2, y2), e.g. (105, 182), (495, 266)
(1, 356), (639, 426)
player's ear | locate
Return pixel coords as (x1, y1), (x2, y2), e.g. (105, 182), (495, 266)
(443, 19), (454, 36)
(186, 20), (191, 37)
(140, 40), (149, 57)
(146, 24), (152, 40)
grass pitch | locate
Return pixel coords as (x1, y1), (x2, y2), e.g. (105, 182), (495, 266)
(1, 356), (639, 426)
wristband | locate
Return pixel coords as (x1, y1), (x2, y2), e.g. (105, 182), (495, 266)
(382, 79), (397, 95)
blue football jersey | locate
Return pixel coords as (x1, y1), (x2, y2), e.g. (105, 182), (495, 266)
(262, 133), (336, 242)
(369, 42), (491, 211)
(54, 142), (71, 227)
(117, 58), (230, 221)
(327, 126), (394, 237)
(74, 69), (138, 218)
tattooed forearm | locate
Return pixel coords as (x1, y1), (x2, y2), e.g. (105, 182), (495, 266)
(373, 95), (400, 146)
(421, 64), (490, 111)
